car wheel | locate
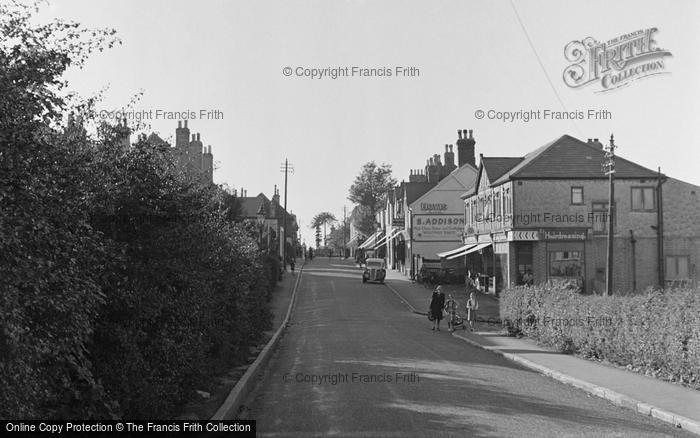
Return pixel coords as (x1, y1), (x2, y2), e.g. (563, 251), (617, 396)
(362, 278), (367, 283)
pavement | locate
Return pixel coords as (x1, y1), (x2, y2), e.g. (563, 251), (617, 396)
(241, 258), (696, 437)
(383, 268), (700, 436)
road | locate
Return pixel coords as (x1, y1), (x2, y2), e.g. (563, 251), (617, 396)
(243, 257), (692, 437)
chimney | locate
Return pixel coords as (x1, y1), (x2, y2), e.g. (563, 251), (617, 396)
(176, 120), (189, 149)
(456, 128), (476, 167)
(592, 138), (604, 149)
(196, 133), (201, 142)
(443, 143), (456, 175)
(191, 134), (196, 142)
(426, 157), (438, 183)
(272, 185), (280, 205)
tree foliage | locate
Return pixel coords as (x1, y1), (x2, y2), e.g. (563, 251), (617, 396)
(347, 162), (396, 236)
(310, 211), (336, 246)
(0, 1), (276, 419)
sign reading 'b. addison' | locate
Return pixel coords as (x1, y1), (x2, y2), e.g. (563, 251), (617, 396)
(413, 215), (464, 241)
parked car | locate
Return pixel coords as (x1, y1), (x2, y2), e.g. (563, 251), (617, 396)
(362, 258), (386, 283)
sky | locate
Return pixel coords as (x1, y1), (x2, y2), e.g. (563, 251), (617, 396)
(39, 0), (700, 247)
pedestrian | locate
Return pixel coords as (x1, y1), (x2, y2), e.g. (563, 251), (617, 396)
(289, 256), (295, 273)
(444, 293), (458, 332)
(308, 247), (313, 260)
(429, 285), (446, 331)
(466, 291), (479, 331)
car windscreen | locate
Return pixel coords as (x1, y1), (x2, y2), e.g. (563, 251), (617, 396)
(366, 261), (383, 268)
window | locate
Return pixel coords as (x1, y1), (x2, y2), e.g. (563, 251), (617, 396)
(666, 256), (690, 280)
(549, 251), (583, 277)
(504, 188), (511, 217)
(571, 187), (584, 205)
(494, 192), (501, 221)
(631, 187), (656, 211)
(591, 202), (614, 233)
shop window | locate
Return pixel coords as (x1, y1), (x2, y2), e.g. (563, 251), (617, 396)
(571, 187), (584, 205)
(631, 187), (656, 211)
(549, 251), (583, 277)
(517, 243), (533, 285)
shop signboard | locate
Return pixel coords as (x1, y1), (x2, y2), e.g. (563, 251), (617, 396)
(412, 214), (464, 241)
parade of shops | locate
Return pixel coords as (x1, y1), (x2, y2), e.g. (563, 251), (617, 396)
(452, 135), (700, 294)
(367, 131), (700, 295)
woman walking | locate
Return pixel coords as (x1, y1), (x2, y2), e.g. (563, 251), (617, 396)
(466, 291), (479, 331)
(429, 285), (446, 331)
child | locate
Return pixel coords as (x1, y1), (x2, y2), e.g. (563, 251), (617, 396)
(444, 294), (458, 332)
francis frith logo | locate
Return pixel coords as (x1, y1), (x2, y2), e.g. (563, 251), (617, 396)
(563, 27), (672, 92)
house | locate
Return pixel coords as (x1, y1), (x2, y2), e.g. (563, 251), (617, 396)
(373, 129), (479, 278)
(456, 134), (700, 294)
(238, 186), (299, 261)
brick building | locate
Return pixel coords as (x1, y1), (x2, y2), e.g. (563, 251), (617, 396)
(455, 134), (700, 294)
(174, 120), (213, 184)
(371, 129), (479, 278)
(238, 186), (298, 261)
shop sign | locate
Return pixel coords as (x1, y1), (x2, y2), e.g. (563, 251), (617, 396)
(509, 230), (540, 241)
(419, 202), (448, 212)
(543, 229), (587, 241)
(413, 214), (464, 241)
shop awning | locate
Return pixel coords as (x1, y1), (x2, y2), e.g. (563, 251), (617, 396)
(451, 242), (491, 259)
(387, 228), (404, 242)
(436, 244), (475, 259)
(443, 242), (492, 260)
(358, 231), (384, 249)
(347, 235), (360, 247)
(372, 233), (389, 249)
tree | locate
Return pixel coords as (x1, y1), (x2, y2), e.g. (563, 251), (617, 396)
(315, 225), (322, 249)
(348, 162), (396, 236)
(327, 217), (351, 255)
(311, 211), (337, 246)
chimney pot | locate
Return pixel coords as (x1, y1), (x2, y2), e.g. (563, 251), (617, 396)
(445, 144), (449, 152)
(449, 145), (453, 152)
(196, 133), (200, 141)
(184, 120), (188, 128)
(178, 120), (182, 129)
(191, 134), (195, 141)
(458, 130), (462, 140)
(469, 129), (473, 139)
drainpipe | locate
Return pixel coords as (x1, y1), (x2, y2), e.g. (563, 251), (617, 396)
(657, 167), (665, 288)
(629, 230), (636, 292)
(409, 207), (415, 280)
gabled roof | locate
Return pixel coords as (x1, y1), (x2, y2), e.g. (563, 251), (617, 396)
(492, 135), (658, 184)
(410, 163), (478, 208)
(239, 193), (269, 219)
(481, 157), (524, 182)
(404, 181), (435, 205)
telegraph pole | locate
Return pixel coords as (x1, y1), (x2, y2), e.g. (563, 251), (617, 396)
(280, 159), (294, 270)
(343, 205), (347, 259)
(603, 134), (616, 296)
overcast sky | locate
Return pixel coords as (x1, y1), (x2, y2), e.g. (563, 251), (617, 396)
(42, 0), (700, 246)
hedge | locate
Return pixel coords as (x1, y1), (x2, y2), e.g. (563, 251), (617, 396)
(500, 285), (700, 389)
